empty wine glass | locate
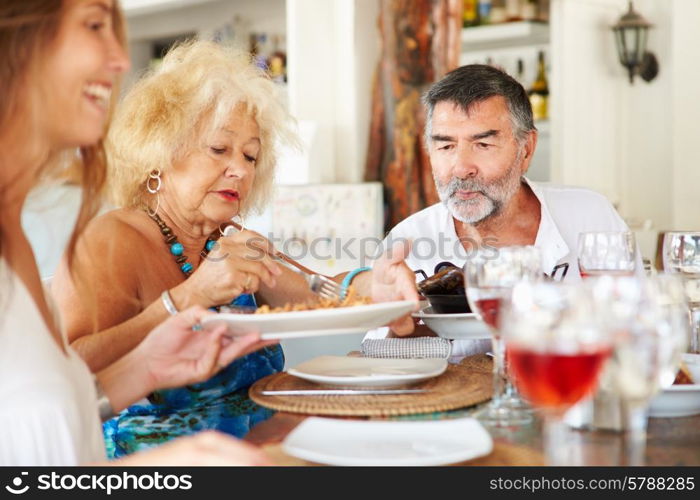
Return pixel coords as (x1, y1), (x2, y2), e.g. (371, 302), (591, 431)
(578, 231), (637, 278)
(588, 274), (689, 465)
(502, 281), (612, 465)
(662, 231), (700, 353)
(464, 246), (543, 427)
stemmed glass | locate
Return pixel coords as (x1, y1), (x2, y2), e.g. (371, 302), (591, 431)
(502, 281), (612, 465)
(662, 232), (700, 353)
(588, 275), (689, 465)
(464, 246), (543, 427)
(578, 231), (637, 278)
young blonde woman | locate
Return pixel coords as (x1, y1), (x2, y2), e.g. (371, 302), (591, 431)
(0, 0), (274, 465)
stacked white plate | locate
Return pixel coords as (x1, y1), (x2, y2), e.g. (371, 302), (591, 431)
(282, 417), (493, 466)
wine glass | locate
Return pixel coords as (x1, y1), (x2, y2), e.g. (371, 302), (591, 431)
(662, 231), (700, 353)
(464, 246), (543, 427)
(588, 274), (689, 465)
(502, 281), (612, 465)
(577, 231), (637, 278)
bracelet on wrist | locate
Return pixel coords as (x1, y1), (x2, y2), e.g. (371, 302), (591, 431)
(340, 266), (371, 299)
(161, 289), (179, 316)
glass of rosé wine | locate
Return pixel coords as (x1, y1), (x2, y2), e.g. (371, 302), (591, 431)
(502, 281), (612, 465)
(577, 231), (637, 278)
(464, 245), (543, 427)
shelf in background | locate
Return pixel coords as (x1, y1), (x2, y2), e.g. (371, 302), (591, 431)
(461, 21), (549, 51)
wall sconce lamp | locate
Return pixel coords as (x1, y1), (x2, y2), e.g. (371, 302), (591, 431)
(612, 1), (659, 84)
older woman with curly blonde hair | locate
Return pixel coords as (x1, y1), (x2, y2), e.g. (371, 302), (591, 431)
(52, 39), (314, 458)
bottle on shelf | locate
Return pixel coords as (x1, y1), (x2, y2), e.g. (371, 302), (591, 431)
(267, 35), (287, 84)
(536, 0), (550, 22)
(490, 0), (507, 24)
(521, 0), (537, 21)
(528, 50), (549, 121)
(463, 0), (479, 28)
(477, 0), (492, 25)
(505, 0), (522, 22)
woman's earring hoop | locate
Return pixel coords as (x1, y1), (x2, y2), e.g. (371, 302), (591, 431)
(147, 169), (162, 194)
(146, 169), (162, 216)
(146, 193), (161, 217)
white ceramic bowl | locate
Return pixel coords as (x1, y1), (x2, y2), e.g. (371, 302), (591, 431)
(648, 384), (700, 418)
(412, 306), (491, 340)
(648, 354), (700, 418)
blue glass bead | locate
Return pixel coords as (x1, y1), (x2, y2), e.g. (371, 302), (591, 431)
(181, 262), (193, 273)
(170, 243), (184, 256)
(205, 240), (216, 252)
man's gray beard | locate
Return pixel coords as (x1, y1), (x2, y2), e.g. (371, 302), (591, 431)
(434, 160), (523, 225)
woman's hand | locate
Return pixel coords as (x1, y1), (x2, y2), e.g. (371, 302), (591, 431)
(116, 431), (272, 466)
(137, 306), (278, 391)
(97, 306), (276, 412)
(172, 229), (282, 309)
(371, 240), (420, 336)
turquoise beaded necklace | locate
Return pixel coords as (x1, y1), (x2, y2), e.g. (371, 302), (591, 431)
(145, 209), (220, 277)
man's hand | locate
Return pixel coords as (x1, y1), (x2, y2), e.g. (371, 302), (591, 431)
(370, 240), (420, 336)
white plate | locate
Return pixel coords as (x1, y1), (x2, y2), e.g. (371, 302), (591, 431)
(287, 356), (448, 388)
(412, 306), (491, 340)
(282, 417), (493, 466)
(649, 354), (700, 418)
(648, 384), (700, 418)
(202, 300), (416, 340)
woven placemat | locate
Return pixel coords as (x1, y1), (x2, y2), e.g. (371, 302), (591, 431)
(262, 441), (544, 466)
(249, 363), (492, 417)
(457, 353), (493, 374)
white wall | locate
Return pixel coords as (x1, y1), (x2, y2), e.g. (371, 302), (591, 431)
(286, 0), (336, 183)
(617, 0), (674, 233)
(551, 0), (700, 259)
(286, 0), (380, 184)
(671, 0), (700, 231)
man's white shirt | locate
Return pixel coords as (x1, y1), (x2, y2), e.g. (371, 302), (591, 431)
(366, 178), (633, 357)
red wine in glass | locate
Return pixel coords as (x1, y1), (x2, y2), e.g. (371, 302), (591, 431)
(467, 287), (509, 336)
(474, 297), (502, 330)
(508, 345), (612, 411)
(580, 269), (635, 279)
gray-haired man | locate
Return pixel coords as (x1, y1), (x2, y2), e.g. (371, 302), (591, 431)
(364, 64), (631, 357)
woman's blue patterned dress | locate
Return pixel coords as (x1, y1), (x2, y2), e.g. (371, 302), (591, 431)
(103, 294), (283, 458)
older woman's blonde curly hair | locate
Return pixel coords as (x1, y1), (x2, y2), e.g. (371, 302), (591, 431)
(106, 39), (297, 215)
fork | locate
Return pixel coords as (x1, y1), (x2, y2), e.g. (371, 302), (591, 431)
(223, 223), (342, 300)
(301, 272), (343, 300)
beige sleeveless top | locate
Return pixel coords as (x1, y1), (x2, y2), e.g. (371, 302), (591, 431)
(0, 260), (105, 465)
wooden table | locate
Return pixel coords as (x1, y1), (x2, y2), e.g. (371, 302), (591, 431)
(245, 403), (700, 466)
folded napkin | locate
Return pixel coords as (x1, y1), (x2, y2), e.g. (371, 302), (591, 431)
(360, 337), (452, 360)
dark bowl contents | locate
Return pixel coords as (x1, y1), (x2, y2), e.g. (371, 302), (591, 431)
(423, 293), (471, 314)
(417, 265), (471, 314)
(416, 266), (464, 295)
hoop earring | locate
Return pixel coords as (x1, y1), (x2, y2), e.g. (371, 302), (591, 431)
(147, 169), (162, 194)
(146, 169), (162, 216)
(146, 193), (161, 217)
